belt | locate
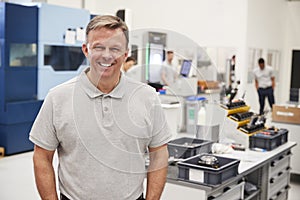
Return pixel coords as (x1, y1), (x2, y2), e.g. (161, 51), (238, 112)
(136, 193), (145, 200)
(60, 193), (144, 200)
(259, 86), (272, 90)
(60, 194), (69, 200)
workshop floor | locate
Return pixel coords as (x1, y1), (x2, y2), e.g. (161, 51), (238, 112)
(0, 151), (299, 200)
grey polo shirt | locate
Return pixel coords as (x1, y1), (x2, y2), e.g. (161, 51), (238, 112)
(29, 67), (172, 200)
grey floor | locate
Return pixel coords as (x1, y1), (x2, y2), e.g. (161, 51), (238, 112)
(0, 151), (299, 200)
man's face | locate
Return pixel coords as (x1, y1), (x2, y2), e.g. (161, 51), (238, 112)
(259, 62), (265, 70)
(167, 52), (174, 62)
(82, 27), (128, 80)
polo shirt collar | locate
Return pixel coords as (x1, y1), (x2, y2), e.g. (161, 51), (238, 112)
(79, 67), (125, 99)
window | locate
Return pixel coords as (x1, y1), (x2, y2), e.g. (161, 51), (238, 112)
(44, 45), (86, 71)
(9, 43), (37, 67)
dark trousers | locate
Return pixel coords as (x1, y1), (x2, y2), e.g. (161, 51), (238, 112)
(60, 193), (145, 200)
(258, 87), (275, 115)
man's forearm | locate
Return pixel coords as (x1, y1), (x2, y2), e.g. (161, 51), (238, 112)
(271, 77), (275, 89)
(146, 166), (168, 200)
(255, 80), (259, 90)
(33, 147), (58, 200)
(162, 77), (169, 86)
(34, 163), (58, 200)
(146, 145), (169, 200)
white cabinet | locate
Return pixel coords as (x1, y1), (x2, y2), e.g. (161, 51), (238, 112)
(268, 150), (291, 200)
(271, 122), (300, 174)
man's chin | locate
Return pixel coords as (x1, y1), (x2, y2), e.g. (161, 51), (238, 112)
(96, 68), (120, 79)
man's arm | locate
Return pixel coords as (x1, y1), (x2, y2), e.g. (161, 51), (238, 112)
(173, 69), (178, 81)
(255, 79), (259, 90)
(146, 144), (169, 200)
(33, 145), (58, 200)
(271, 76), (275, 89)
(161, 70), (169, 86)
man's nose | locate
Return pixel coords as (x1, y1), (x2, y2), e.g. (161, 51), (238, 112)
(102, 48), (114, 59)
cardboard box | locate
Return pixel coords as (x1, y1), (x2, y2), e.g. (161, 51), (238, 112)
(0, 147), (4, 158)
(198, 80), (219, 89)
(272, 105), (300, 124)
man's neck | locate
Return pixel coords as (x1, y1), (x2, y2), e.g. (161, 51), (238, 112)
(98, 77), (120, 94)
(87, 70), (121, 94)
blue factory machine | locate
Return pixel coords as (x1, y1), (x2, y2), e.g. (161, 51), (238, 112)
(0, 2), (90, 155)
(0, 3), (42, 155)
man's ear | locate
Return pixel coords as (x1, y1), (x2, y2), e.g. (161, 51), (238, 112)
(82, 43), (89, 57)
(124, 48), (129, 62)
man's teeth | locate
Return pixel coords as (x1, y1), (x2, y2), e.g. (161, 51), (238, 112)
(100, 63), (112, 67)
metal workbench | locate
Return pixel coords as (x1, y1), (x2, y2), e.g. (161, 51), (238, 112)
(162, 141), (296, 200)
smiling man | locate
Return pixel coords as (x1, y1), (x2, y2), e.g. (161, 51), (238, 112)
(83, 22), (127, 93)
(30, 15), (172, 200)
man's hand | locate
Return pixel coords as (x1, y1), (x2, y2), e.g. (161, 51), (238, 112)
(271, 77), (275, 89)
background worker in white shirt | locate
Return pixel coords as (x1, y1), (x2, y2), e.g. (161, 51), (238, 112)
(253, 58), (275, 115)
(160, 50), (178, 86)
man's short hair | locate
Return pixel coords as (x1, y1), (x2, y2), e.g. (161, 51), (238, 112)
(85, 15), (129, 46)
(125, 56), (136, 63)
(258, 58), (265, 64)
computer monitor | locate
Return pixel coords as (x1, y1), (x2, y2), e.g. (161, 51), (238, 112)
(180, 60), (192, 77)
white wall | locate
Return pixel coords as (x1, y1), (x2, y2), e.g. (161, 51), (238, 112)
(43, 0), (82, 9)
(8, 0), (83, 8)
(84, 0), (248, 47)
(246, 0), (286, 49)
(6, 0), (32, 3)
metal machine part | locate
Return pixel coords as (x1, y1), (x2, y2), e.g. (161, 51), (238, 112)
(198, 155), (220, 168)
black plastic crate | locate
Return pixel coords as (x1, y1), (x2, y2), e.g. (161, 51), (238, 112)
(168, 137), (213, 159)
(177, 154), (240, 186)
(249, 129), (288, 151)
(278, 128), (289, 145)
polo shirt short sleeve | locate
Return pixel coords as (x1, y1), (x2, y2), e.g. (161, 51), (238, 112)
(148, 92), (173, 148)
(29, 90), (59, 151)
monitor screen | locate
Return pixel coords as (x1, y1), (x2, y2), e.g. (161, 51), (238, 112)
(180, 60), (192, 77)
